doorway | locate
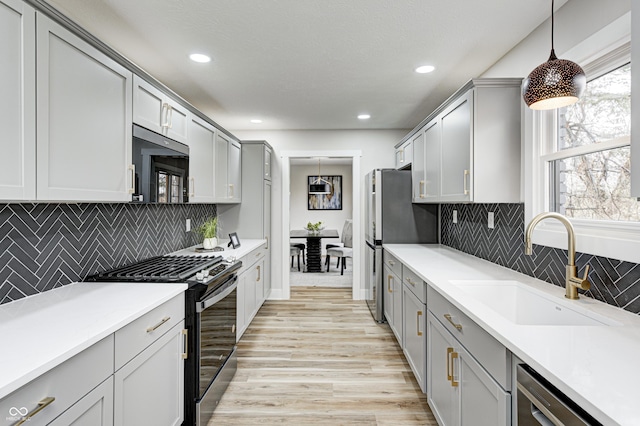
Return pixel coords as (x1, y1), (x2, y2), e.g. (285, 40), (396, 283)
(281, 150), (362, 300)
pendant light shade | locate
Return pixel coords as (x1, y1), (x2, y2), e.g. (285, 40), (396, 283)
(309, 158), (332, 194)
(522, 0), (586, 110)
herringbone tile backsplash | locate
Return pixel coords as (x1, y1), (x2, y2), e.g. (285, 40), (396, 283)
(0, 203), (216, 305)
(441, 204), (640, 314)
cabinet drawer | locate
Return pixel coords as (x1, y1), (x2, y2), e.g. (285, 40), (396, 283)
(114, 293), (184, 370)
(402, 265), (426, 303)
(383, 251), (402, 278)
(238, 245), (266, 276)
(0, 335), (113, 426)
(427, 285), (511, 390)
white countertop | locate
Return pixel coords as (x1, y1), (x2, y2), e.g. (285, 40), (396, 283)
(384, 244), (640, 426)
(0, 282), (186, 399)
(170, 238), (266, 262)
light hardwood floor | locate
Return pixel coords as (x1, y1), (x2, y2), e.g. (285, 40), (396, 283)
(209, 287), (437, 425)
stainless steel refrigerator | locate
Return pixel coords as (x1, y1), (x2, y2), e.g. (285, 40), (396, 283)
(364, 169), (438, 322)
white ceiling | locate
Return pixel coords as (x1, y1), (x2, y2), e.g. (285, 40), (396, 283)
(46, 0), (564, 132)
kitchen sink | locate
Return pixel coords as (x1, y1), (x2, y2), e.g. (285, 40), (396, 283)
(449, 280), (620, 326)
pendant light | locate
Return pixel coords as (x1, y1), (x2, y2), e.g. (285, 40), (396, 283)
(522, 0), (586, 110)
(309, 158), (332, 194)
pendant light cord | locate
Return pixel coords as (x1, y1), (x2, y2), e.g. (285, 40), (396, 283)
(549, 0), (557, 60)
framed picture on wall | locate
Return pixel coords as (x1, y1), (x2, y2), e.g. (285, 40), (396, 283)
(308, 175), (342, 210)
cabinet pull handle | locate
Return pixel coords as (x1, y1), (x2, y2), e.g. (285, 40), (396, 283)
(265, 236), (269, 249)
(417, 310), (423, 336)
(256, 265), (261, 282)
(388, 260), (395, 266)
(387, 275), (393, 293)
(15, 397), (55, 425)
(400, 148), (404, 163)
(128, 164), (135, 194)
(181, 329), (188, 360)
(168, 105), (173, 129)
(405, 277), (416, 286)
(229, 183), (234, 198)
(446, 347), (453, 382)
(419, 180), (425, 198)
(161, 103), (169, 128)
(189, 177), (195, 198)
(444, 313), (462, 331)
(463, 169), (469, 195)
(146, 316), (171, 333)
(450, 350), (459, 387)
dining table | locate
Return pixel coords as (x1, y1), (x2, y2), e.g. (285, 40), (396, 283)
(290, 229), (340, 272)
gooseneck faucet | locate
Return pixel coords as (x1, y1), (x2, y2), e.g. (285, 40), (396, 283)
(524, 212), (590, 300)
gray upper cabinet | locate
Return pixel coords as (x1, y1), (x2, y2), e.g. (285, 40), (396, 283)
(395, 139), (412, 170)
(411, 129), (426, 201)
(36, 13), (133, 201)
(215, 133), (242, 203)
(133, 75), (189, 144)
(410, 79), (522, 204)
(0, 0), (35, 200)
(187, 115), (216, 203)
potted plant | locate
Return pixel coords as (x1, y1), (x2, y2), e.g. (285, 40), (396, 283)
(305, 221), (324, 235)
(198, 217), (218, 249)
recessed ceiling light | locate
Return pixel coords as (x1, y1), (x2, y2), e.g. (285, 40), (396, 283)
(358, 114), (371, 120)
(250, 119), (263, 124)
(415, 65), (435, 74)
(189, 53), (211, 63)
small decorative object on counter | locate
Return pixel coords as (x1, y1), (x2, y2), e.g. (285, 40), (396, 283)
(305, 221), (324, 235)
(198, 217), (218, 249)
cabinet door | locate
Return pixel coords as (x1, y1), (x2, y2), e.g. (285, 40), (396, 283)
(188, 116), (215, 202)
(392, 272), (403, 344)
(403, 285), (426, 392)
(0, 0), (35, 200)
(133, 75), (164, 134)
(36, 14), (132, 201)
(165, 97), (189, 144)
(458, 344), (511, 426)
(114, 322), (185, 426)
(383, 265), (394, 326)
(411, 130), (425, 202)
(236, 271), (247, 342)
(264, 146), (272, 181)
(423, 119), (441, 201)
(263, 181), (272, 298)
(440, 91), (472, 202)
(244, 262), (258, 325)
(255, 258), (265, 308)
(50, 377), (114, 426)
(214, 133), (229, 201)
(228, 140), (242, 202)
(428, 311), (458, 426)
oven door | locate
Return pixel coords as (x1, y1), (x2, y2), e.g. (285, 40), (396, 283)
(196, 275), (237, 399)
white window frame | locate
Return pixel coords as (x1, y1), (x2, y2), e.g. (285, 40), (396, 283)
(524, 13), (640, 264)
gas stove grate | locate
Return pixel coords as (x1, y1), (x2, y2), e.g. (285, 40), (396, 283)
(88, 255), (222, 282)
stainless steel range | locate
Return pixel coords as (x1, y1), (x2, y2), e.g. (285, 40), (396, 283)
(87, 254), (242, 426)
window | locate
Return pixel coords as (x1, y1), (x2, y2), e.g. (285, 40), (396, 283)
(548, 61), (639, 221)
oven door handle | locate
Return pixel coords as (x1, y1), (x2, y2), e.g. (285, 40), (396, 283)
(197, 275), (238, 312)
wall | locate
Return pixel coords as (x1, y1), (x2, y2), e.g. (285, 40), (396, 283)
(231, 129), (405, 298)
(0, 203), (215, 305)
(441, 204), (640, 314)
(290, 163), (353, 252)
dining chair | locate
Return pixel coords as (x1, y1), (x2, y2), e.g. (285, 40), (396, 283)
(290, 243), (305, 265)
(290, 246), (301, 271)
(326, 219), (352, 275)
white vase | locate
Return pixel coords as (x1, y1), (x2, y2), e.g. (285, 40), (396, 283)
(203, 237), (218, 249)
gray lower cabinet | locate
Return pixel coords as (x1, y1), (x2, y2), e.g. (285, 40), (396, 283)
(427, 286), (511, 426)
(237, 245), (267, 341)
(113, 321), (185, 426)
(402, 284), (426, 392)
(383, 264), (403, 343)
(49, 377), (114, 426)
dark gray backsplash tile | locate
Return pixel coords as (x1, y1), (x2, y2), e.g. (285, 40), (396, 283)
(440, 203), (640, 314)
(0, 203), (215, 305)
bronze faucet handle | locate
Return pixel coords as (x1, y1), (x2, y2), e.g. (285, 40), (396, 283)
(570, 265), (591, 291)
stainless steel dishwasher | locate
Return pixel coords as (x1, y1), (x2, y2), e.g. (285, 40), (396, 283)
(517, 364), (602, 425)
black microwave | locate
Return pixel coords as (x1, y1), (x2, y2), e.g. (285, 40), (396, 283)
(132, 124), (189, 203)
